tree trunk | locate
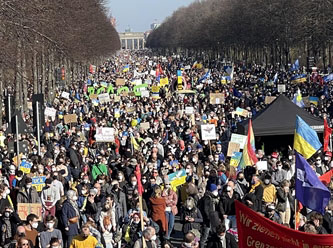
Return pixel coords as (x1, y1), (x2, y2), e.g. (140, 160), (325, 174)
(0, 67), (3, 127)
(15, 39), (22, 111)
(22, 47), (28, 113)
(48, 51), (53, 103)
(33, 48), (38, 94)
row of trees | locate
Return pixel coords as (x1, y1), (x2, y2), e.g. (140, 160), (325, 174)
(0, 0), (120, 121)
(147, 0), (333, 68)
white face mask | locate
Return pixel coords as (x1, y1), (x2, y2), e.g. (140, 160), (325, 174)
(142, 179), (147, 184)
(73, 196), (78, 201)
(6, 189), (10, 195)
(47, 223), (54, 229)
(212, 191), (218, 196)
(32, 222), (38, 229)
(81, 190), (87, 195)
(131, 181), (137, 186)
(151, 234), (157, 241)
(226, 186), (232, 192)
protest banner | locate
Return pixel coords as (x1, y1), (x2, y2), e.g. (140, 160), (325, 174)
(19, 161), (32, 174)
(230, 133), (247, 149)
(17, 203), (43, 220)
(227, 142), (241, 157)
(265, 96), (276, 105)
(151, 86), (160, 93)
(95, 127), (115, 142)
(185, 107), (194, 115)
(116, 78), (125, 86)
(13, 154), (23, 167)
(64, 114), (77, 124)
(168, 169), (186, 191)
(113, 95), (121, 102)
(277, 84), (286, 93)
(236, 201), (333, 247)
(230, 152), (242, 167)
(32, 176), (46, 192)
(234, 107), (249, 118)
(256, 161), (268, 171)
(209, 93), (225, 104)
(44, 107), (57, 119)
(98, 93), (111, 104)
(89, 94), (98, 100)
(61, 92), (70, 100)
(201, 124), (216, 140)
(184, 65), (191, 70)
(140, 122), (150, 130)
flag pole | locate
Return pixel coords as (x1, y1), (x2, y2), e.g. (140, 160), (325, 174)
(139, 195), (147, 248)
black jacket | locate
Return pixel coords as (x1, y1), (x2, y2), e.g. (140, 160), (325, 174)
(219, 191), (241, 216)
(207, 233), (238, 248)
(180, 206), (203, 233)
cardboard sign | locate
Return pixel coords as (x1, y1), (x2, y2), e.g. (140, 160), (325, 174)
(140, 122), (150, 130)
(32, 176), (46, 192)
(256, 161), (268, 171)
(17, 203), (43, 220)
(141, 90), (150, 97)
(151, 86), (160, 93)
(277, 84), (286, 93)
(235, 107), (249, 117)
(227, 142), (241, 157)
(98, 93), (111, 104)
(265, 96), (276, 105)
(230, 152), (242, 167)
(44, 107), (57, 118)
(19, 161), (32, 174)
(95, 127), (115, 142)
(61, 92), (70, 100)
(185, 107), (194, 115)
(201, 124), (217, 140)
(27, 102), (33, 110)
(89, 94), (98, 100)
(64, 114), (77, 124)
(230, 133), (247, 149)
(210, 93), (225, 104)
(126, 107), (135, 113)
(116, 78), (125, 86)
(160, 78), (169, 87)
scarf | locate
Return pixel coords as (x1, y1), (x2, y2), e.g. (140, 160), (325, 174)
(69, 199), (80, 217)
(249, 182), (261, 193)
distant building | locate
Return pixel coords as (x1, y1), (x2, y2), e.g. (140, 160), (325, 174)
(119, 32), (145, 50)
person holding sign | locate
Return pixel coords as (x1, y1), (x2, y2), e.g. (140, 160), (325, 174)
(17, 178), (40, 204)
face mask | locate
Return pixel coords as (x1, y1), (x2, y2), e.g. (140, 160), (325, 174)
(212, 191), (218, 196)
(47, 223), (54, 229)
(2, 193), (6, 199)
(32, 222), (39, 229)
(81, 190), (87, 195)
(272, 158), (277, 162)
(277, 166), (282, 171)
(325, 157), (329, 161)
(4, 212), (10, 218)
(132, 181), (137, 186)
(316, 160), (321, 166)
(51, 246), (59, 248)
(6, 189), (10, 195)
(264, 179), (270, 185)
(39, 169), (44, 174)
(238, 177), (244, 182)
(73, 196), (78, 201)
(151, 234), (157, 241)
(99, 180), (105, 184)
(226, 186), (232, 192)
(142, 179), (147, 184)
(83, 179), (89, 184)
(185, 169), (190, 174)
(9, 170), (15, 175)
(165, 185), (171, 189)
(288, 156), (292, 160)
(133, 220), (140, 224)
(17, 177), (22, 181)
(118, 175), (123, 180)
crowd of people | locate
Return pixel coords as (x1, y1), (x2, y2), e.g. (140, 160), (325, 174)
(0, 50), (332, 248)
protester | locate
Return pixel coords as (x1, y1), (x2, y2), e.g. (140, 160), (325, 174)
(69, 224), (98, 248)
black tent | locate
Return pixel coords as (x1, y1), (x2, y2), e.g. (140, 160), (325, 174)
(237, 95), (324, 136)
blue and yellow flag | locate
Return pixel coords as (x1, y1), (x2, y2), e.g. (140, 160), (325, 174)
(309, 96), (319, 106)
(122, 65), (129, 72)
(291, 74), (307, 83)
(294, 115), (322, 159)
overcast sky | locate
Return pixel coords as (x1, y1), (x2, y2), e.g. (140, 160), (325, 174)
(106, 0), (196, 32)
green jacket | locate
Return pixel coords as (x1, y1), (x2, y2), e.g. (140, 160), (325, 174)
(92, 163), (108, 180)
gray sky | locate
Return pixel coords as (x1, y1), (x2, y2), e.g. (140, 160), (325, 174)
(106, 0), (196, 32)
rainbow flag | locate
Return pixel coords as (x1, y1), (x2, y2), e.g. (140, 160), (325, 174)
(239, 119), (258, 168)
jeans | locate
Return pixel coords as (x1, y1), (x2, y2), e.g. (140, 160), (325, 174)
(200, 224), (211, 247)
(165, 211), (175, 239)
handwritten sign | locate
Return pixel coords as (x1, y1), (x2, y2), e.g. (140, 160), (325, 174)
(95, 127), (115, 142)
(234, 107), (249, 117)
(32, 176), (46, 192)
(210, 93), (225, 104)
(64, 114), (77, 124)
(151, 86), (160, 93)
(61, 92), (70, 100)
(140, 122), (150, 130)
(98, 93), (111, 104)
(89, 94), (98, 100)
(17, 203), (43, 220)
(201, 124), (216, 140)
(44, 107), (57, 119)
(230, 133), (247, 149)
(185, 107), (194, 115)
(227, 142), (241, 157)
(19, 161), (32, 174)
(116, 78), (125, 86)
(277, 84), (286, 93)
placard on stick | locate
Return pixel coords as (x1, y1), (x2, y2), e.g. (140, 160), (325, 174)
(64, 114), (77, 124)
(116, 78), (125, 86)
(210, 93), (225, 104)
(227, 142), (241, 157)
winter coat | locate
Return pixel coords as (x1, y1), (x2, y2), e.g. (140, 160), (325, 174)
(61, 200), (79, 236)
(180, 206), (203, 233)
(149, 196), (167, 233)
(16, 187), (40, 204)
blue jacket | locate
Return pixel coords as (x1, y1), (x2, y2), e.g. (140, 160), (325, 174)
(61, 200), (79, 236)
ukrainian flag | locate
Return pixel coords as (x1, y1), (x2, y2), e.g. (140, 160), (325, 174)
(294, 115), (322, 159)
(122, 65), (129, 72)
(291, 74), (307, 83)
(309, 96), (319, 106)
(130, 133), (140, 150)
